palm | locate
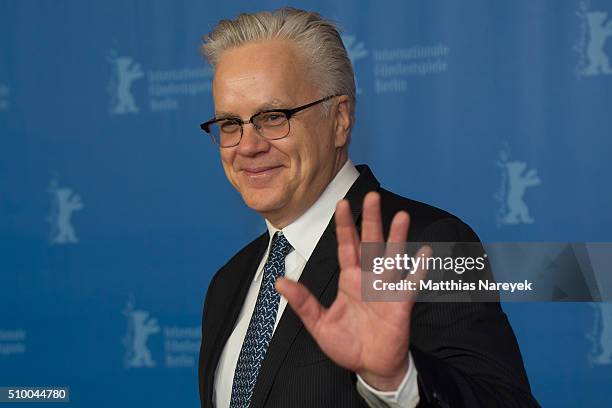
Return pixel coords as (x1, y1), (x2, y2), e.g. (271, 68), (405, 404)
(276, 192), (430, 390)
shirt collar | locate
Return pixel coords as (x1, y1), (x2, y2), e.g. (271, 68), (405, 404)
(264, 159), (360, 261)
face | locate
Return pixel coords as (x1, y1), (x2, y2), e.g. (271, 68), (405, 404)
(212, 39), (351, 227)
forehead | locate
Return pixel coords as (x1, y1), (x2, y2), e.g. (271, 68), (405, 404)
(212, 39), (315, 114)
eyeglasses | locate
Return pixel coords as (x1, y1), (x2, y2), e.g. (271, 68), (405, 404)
(200, 94), (339, 148)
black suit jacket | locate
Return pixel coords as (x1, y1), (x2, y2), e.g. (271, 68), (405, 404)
(199, 165), (539, 407)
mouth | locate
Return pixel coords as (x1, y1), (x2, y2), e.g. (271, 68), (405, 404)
(242, 165), (281, 174)
(240, 165), (284, 184)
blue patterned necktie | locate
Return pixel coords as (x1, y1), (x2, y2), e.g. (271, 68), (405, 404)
(229, 232), (293, 408)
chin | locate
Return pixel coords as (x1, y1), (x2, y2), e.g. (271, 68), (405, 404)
(241, 189), (287, 215)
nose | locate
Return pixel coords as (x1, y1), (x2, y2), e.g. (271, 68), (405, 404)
(235, 122), (270, 156)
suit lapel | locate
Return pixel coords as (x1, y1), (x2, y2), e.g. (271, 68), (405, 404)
(249, 220), (339, 408)
(204, 232), (269, 406)
(249, 165), (380, 407)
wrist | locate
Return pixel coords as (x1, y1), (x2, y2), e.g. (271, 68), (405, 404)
(357, 356), (410, 392)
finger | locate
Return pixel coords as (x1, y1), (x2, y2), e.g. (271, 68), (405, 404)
(387, 211), (410, 244)
(276, 277), (325, 335)
(378, 211), (410, 283)
(335, 200), (360, 270)
(407, 245), (433, 301)
(361, 192), (384, 243)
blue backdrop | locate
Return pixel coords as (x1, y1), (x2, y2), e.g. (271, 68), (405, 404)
(1, 0), (611, 406)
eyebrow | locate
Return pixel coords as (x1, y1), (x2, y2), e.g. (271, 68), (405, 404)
(215, 98), (288, 119)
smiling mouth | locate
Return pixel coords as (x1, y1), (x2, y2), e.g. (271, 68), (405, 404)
(240, 166), (284, 182)
(242, 166), (282, 175)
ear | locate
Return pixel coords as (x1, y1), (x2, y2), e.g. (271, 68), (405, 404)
(333, 95), (352, 148)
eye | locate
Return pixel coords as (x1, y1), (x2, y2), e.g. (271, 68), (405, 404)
(219, 120), (241, 133)
(259, 112), (286, 126)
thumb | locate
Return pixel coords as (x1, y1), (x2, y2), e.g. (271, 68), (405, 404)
(276, 277), (325, 335)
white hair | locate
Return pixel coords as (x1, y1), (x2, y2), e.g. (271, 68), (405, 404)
(201, 7), (356, 122)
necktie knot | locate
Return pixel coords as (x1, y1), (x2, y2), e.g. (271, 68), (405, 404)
(268, 232), (292, 263)
(264, 232), (292, 282)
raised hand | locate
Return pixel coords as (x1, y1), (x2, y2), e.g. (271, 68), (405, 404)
(276, 191), (431, 391)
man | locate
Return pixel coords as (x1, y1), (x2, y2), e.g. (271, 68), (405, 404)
(198, 8), (538, 408)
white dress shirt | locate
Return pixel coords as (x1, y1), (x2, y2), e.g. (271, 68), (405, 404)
(214, 160), (419, 408)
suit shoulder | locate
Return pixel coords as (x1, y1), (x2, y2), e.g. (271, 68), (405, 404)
(223, 231), (268, 268)
(378, 187), (457, 222)
(218, 231), (267, 275)
(378, 188), (480, 242)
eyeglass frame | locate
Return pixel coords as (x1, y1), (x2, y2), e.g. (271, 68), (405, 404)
(200, 94), (340, 148)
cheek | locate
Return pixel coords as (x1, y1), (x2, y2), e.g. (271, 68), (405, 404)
(219, 154), (229, 171)
(275, 121), (333, 182)
(220, 151), (238, 181)
(301, 127), (334, 167)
